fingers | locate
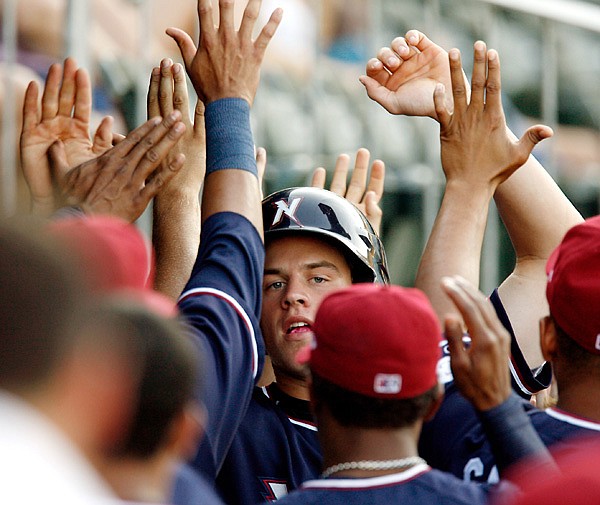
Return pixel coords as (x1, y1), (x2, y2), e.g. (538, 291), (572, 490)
(48, 140), (70, 182)
(365, 58), (390, 86)
(519, 124), (554, 152)
(57, 57), (78, 117)
(128, 113), (187, 184)
(92, 116), (115, 154)
(364, 190), (383, 234)
(193, 99), (206, 137)
(140, 153), (186, 202)
(346, 148), (370, 203)
(22, 81), (40, 132)
(469, 41), (487, 109)
(448, 49), (468, 116)
(433, 82), (451, 126)
(377, 46), (401, 72)
(159, 58), (175, 117)
(310, 167), (326, 189)
(147, 66), (161, 119)
(112, 133), (126, 145)
(404, 29), (437, 54)
(483, 48), (501, 110)
(172, 63), (192, 126)
(365, 159), (385, 202)
(73, 68), (92, 124)
(329, 153), (350, 196)
(166, 27), (198, 70)
(443, 312), (470, 377)
(218, 0), (235, 33)
(197, 0), (217, 41)
(254, 7), (283, 55)
(239, 0), (261, 41)
(41, 63), (62, 120)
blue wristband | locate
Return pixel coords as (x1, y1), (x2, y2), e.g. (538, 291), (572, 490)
(205, 98), (257, 177)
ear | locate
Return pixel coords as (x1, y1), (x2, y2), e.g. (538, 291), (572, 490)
(540, 316), (559, 362)
(165, 401), (206, 461)
(423, 382), (445, 422)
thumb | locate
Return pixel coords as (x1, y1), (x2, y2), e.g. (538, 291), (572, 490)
(519, 124), (554, 154)
(48, 140), (70, 185)
(165, 28), (197, 70)
(359, 75), (389, 103)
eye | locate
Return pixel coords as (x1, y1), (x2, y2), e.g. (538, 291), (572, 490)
(312, 276), (326, 284)
(265, 280), (285, 291)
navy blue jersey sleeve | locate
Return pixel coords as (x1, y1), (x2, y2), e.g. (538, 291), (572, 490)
(177, 212), (266, 480)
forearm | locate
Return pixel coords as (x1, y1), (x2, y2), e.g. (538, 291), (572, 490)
(479, 394), (555, 476)
(416, 181), (493, 325)
(153, 188), (201, 300)
(495, 147), (583, 367)
(201, 99), (263, 239)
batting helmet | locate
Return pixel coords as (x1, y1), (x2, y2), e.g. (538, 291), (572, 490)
(262, 187), (389, 284)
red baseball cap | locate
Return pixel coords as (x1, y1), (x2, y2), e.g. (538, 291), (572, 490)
(308, 283), (442, 399)
(47, 216), (177, 318)
(545, 215), (600, 354)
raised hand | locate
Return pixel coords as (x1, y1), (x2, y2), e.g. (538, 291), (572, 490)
(435, 42), (552, 190)
(166, 0), (283, 105)
(49, 112), (186, 222)
(20, 58), (114, 215)
(148, 58), (206, 195)
(359, 30), (457, 120)
(310, 148), (385, 234)
(442, 275), (511, 411)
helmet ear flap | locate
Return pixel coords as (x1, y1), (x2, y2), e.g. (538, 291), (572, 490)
(262, 187), (389, 285)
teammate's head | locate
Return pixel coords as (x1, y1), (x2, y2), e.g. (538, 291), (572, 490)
(260, 187), (389, 381)
(306, 283), (443, 428)
(0, 217), (87, 392)
(543, 215), (600, 377)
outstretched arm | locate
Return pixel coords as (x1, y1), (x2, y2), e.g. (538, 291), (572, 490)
(150, 59), (207, 300)
(414, 42), (551, 326)
(310, 148), (385, 234)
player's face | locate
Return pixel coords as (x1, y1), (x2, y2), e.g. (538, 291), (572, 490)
(261, 235), (352, 381)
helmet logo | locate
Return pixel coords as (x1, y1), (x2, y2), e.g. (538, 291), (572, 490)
(272, 198), (303, 226)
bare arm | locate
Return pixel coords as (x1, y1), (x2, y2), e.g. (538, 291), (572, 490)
(150, 59), (207, 300)
(414, 43), (551, 326)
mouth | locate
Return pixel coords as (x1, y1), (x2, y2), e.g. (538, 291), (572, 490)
(285, 321), (313, 342)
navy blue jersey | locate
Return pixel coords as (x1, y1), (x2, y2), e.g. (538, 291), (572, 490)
(176, 212), (266, 482)
(216, 384), (322, 503)
(274, 464), (498, 505)
(173, 464), (226, 505)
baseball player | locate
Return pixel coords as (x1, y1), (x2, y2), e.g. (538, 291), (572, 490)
(153, 3), (391, 502)
(272, 281), (552, 505)
(361, 31), (598, 483)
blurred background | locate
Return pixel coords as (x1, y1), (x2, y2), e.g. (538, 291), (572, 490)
(2, 0), (599, 290)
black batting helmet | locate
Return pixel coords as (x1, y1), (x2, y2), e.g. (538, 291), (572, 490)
(262, 187), (389, 284)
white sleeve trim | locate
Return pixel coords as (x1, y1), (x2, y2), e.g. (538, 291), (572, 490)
(179, 287), (259, 379)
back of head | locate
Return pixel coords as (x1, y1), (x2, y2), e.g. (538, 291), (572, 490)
(262, 187), (389, 284)
(106, 298), (202, 460)
(307, 284), (441, 428)
(546, 215), (600, 357)
(0, 217), (87, 393)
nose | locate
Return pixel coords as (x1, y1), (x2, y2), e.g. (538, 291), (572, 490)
(282, 277), (308, 308)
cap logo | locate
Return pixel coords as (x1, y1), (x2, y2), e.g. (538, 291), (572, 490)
(373, 373), (402, 394)
(595, 334), (600, 351)
(272, 198), (303, 226)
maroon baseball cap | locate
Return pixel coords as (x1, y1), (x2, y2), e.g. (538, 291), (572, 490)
(545, 215), (600, 354)
(307, 283), (442, 399)
(47, 216), (177, 318)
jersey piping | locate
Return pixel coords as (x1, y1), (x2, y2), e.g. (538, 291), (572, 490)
(545, 408), (600, 431)
(179, 287), (259, 379)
